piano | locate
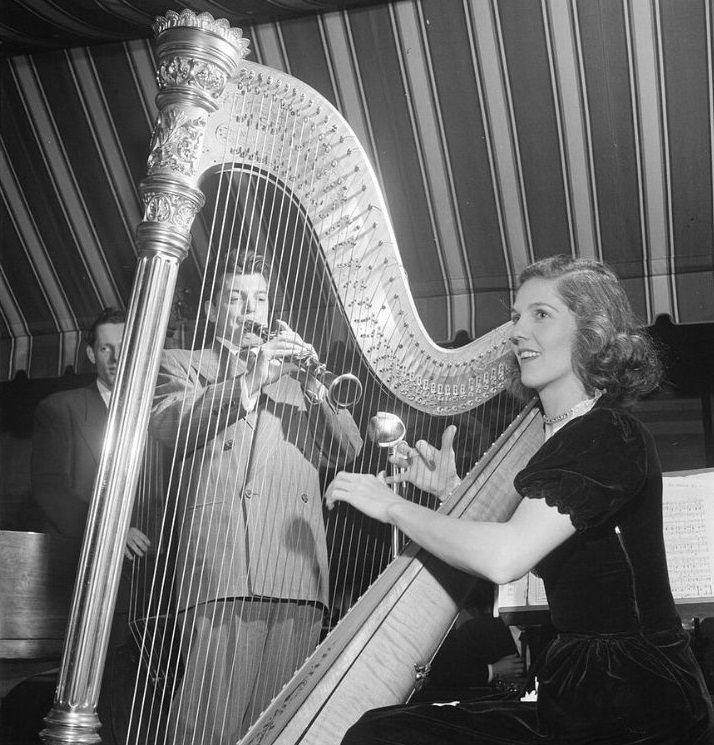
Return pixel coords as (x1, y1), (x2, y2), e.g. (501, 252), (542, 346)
(0, 530), (75, 699)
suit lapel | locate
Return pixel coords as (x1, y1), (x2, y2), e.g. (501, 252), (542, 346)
(201, 344), (231, 383)
(79, 383), (108, 466)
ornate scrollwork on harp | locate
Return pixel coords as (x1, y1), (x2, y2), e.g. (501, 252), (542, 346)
(41, 9), (542, 745)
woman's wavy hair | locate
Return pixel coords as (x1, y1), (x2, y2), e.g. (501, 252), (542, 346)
(509, 255), (662, 406)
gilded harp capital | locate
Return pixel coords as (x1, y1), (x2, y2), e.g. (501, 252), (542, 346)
(152, 9), (250, 109)
(147, 108), (207, 177)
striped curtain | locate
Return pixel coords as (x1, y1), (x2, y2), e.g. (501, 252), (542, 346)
(2, 0), (713, 381)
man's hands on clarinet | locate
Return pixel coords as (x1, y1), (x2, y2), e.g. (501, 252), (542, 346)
(243, 319), (322, 398)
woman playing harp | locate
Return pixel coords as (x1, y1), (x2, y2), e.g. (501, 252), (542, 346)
(149, 247), (362, 745)
(327, 256), (714, 745)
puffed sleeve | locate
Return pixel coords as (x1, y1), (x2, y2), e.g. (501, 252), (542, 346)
(513, 408), (648, 532)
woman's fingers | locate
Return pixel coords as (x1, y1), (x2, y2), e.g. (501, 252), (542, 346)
(440, 424), (458, 452)
(413, 440), (436, 470)
(389, 440), (435, 471)
(325, 472), (395, 522)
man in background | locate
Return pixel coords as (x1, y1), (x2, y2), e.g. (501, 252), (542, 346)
(31, 306), (150, 744)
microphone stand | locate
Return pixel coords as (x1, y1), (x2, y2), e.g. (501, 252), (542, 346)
(367, 411), (407, 559)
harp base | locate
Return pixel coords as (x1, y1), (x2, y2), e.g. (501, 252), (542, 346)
(40, 701), (101, 742)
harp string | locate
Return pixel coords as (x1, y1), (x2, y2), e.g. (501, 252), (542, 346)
(234, 108), (348, 729)
(195, 117), (295, 737)
(126, 78), (235, 738)
(155, 89), (342, 739)
(129, 92), (255, 742)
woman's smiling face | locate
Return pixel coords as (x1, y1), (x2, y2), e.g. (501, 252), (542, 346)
(510, 277), (581, 400)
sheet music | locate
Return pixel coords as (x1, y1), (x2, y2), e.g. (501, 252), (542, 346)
(497, 572), (547, 611)
(498, 470), (714, 614)
(662, 471), (714, 600)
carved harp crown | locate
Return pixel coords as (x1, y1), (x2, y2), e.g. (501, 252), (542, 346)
(41, 9), (542, 745)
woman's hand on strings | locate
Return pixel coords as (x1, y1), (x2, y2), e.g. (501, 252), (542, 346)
(385, 425), (461, 499)
(325, 471), (403, 524)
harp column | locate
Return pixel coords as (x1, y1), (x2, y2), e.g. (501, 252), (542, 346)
(41, 11), (248, 745)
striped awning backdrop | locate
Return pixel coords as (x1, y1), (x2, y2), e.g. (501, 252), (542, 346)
(1, 0), (713, 381)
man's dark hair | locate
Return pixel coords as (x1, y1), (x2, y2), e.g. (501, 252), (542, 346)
(86, 307), (125, 348)
(204, 248), (272, 306)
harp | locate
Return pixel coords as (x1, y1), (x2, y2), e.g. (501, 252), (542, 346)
(40, 10), (542, 745)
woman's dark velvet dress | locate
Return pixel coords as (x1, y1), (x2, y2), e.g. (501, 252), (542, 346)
(342, 401), (714, 744)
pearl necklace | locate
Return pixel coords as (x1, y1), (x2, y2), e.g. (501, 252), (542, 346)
(542, 391), (603, 425)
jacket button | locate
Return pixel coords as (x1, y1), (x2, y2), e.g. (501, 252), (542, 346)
(300, 493), (309, 503)
(244, 488), (253, 499)
(223, 440), (233, 450)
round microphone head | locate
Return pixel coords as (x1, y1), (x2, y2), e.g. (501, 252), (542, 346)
(367, 411), (406, 448)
